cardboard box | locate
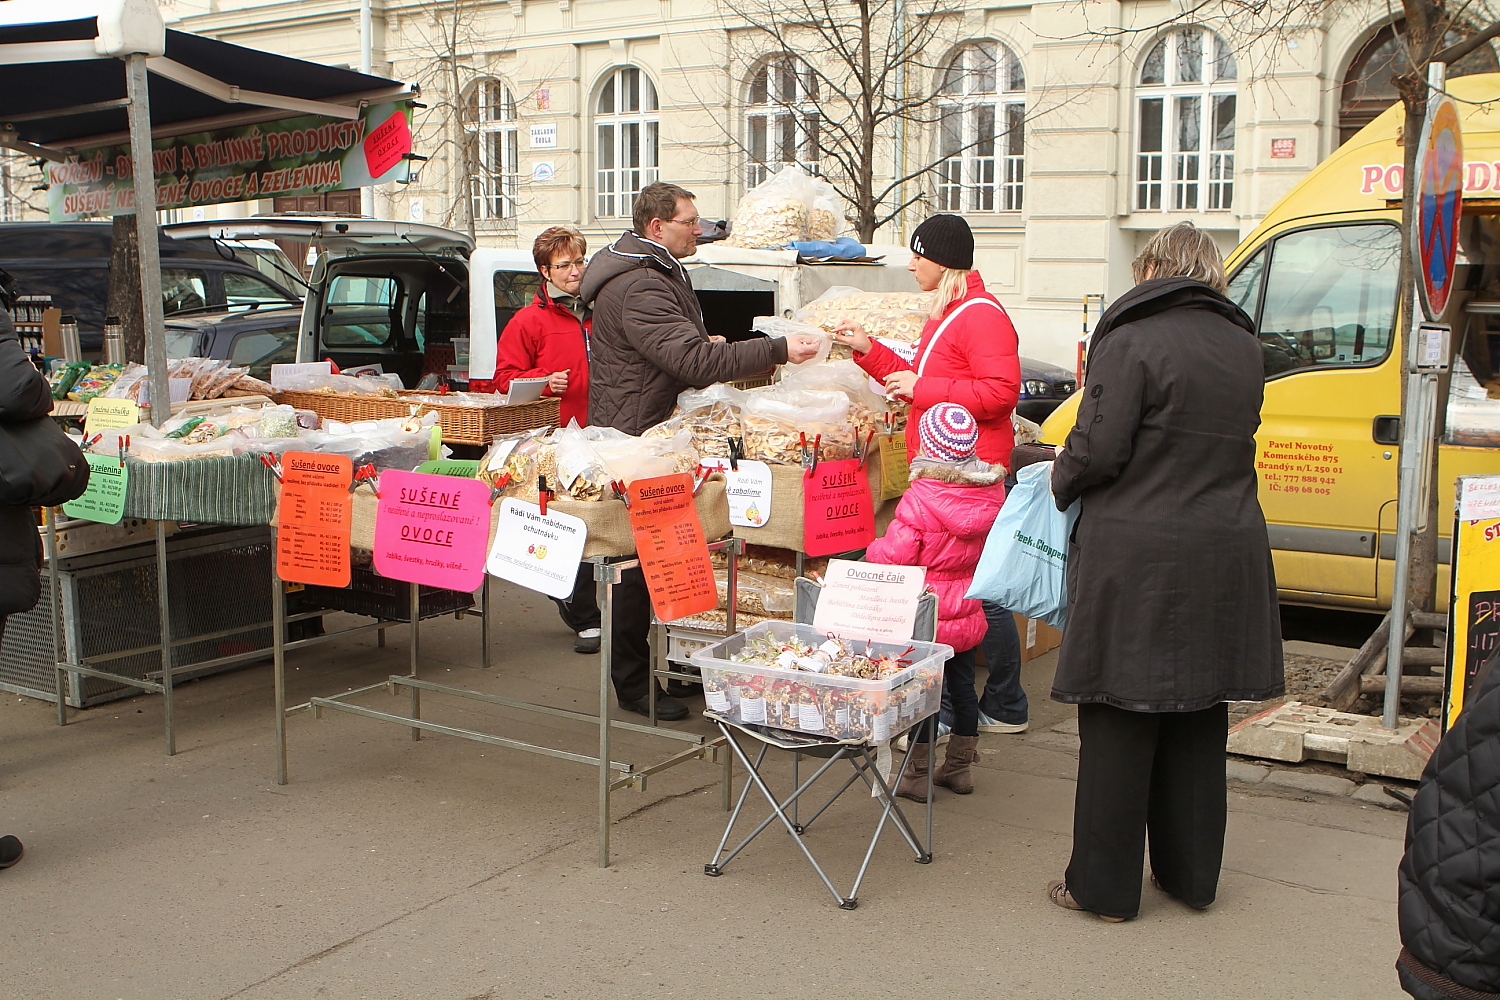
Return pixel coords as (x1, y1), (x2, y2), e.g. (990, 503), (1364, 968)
(1015, 613), (1062, 662)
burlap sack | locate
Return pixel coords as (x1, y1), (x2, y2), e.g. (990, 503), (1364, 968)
(343, 475), (730, 559)
(733, 448), (891, 551)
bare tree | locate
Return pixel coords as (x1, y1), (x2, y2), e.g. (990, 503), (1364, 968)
(705, 0), (1002, 241)
(393, 0), (512, 238)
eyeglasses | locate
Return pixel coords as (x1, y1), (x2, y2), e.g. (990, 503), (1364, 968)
(663, 217), (701, 227)
(545, 258), (587, 270)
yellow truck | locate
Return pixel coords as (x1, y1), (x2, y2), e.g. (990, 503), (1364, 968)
(1040, 74), (1500, 611)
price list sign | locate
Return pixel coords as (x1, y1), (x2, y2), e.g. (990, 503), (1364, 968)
(275, 452), (353, 588)
(803, 459), (876, 557)
(62, 453), (126, 525)
(373, 470), (491, 592)
(626, 473), (717, 621)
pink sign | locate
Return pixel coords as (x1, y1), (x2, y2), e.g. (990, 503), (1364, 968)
(372, 470), (492, 592)
(803, 459), (876, 557)
(364, 111), (413, 179)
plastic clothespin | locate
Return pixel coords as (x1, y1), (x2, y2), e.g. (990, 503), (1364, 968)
(610, 479), (631, 508)
(858, 429), (876, 469)
(727, 436), (744, 472)
(798, 431), (808, 468)
(259, 452), (284, 482)
(805, 434), (822, 477)
(537, 475), (552, 515)
(487, 471), (511, 506)
(116, 435), (126, 468)
(349, 462), (381, 497)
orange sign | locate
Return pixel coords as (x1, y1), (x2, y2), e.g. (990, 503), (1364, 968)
(275, 452), (353, 587)
(626, 473), (717, 622)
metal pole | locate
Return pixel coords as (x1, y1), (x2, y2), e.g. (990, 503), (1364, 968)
(47, 509), (66, 725)
(409, 581), (421, 740)
(156, 519), (174, 754)
(273, 558), (288, 785)
(124, 53), (170, 428)
(597, 558), (612, 868)
(481, 575), (492, 669)
(359, 0), (375, 220)
(1384, 60), (1448, 730)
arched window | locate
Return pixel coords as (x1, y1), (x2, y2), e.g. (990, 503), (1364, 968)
(936, 41), (1025, 213)
(465, 79), (518, 221)
(595, 66), (659, 219)
(745, 55), (820, 187)
(1340, 23), (1499, 145)
(1135, 28), (1236, 212)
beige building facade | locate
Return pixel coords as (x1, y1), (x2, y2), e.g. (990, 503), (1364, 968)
(90, 2), (1492, 364)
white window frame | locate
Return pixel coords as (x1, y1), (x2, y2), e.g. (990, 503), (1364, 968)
(935, 41), (1026, 214)
(1135, 27), (1237, 213)
(465, 78), (519, 222)
(744, 55), (821, 188)
(595, 66), (660, 219)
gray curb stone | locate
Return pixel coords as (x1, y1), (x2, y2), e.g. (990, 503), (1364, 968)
(1264, 770), (1357, 798)
(1226, 760), (1269, 784)
(1352, 783), (1410, 810)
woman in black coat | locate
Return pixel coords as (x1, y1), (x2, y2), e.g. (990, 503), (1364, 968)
(1046, 222), (1284, 921)
(0, 301), (61, 873)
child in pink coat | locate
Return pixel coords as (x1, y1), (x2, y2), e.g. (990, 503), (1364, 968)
(865, 402), (1008, 801)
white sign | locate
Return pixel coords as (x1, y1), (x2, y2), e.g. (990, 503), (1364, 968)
(486, 498), (588, 599)
(699, 457), (773, 527)
(270, 360), (333, 389)
(869, 337), (919, 394)
(812, 558), (926, 642)
(409, 198), (425, 223)
(529, 123), (558, 149)
(532, 161), (555, 182)
(1459, 475), (1500, 522)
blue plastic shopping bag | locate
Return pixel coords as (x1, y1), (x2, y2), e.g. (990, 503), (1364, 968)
(965, 461), (1078, 630)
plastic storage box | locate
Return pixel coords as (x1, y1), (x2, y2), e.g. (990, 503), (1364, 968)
(689, 621), (951, 742)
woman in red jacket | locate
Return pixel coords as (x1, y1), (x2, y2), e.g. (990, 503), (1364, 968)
(832, 214), (1020, 470)
(470, 226), (591, 428)
(472, 227), (599, 651)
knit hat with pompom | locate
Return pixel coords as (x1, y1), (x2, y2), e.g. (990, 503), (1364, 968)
(917, 402), (979, 463)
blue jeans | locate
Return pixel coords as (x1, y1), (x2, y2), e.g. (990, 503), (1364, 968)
(916, 648), (977, 741)
(941, 601), (1029, 726)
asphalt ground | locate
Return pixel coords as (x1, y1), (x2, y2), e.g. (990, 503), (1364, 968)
(0, 580), (1407, 999)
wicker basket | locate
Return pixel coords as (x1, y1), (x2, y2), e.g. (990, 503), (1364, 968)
(275, 390), (560, 446)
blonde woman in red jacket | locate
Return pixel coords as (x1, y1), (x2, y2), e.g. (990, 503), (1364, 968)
(471, 227), (599, 651)
(832, 214), (1020, 470)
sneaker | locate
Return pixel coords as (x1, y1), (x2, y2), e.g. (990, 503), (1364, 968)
(895, 719), (951, 752)
(573, 628), (602, 654)
(619, 691), (689, 722)
(977, 710), (1028, 734)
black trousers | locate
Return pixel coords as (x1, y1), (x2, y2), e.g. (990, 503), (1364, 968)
(1066, 702), (1228, 918)
(607, 566), (655, 705)
(551, 562), (601, 634)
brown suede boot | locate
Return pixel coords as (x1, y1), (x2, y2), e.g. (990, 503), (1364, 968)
(894, 741), (932, 802)
(932, 735), (980, 794)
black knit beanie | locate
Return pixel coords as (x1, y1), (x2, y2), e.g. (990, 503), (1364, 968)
(910, 214), (974, 270)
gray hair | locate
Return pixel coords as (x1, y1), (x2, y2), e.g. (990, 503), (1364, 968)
(1132, 221), (1227, 292)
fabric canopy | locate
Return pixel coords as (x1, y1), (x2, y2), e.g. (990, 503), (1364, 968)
(0, 2), (413, 156)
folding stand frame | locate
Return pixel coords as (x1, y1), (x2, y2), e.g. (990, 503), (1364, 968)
(705, 715), (935, 909)
(274, 538), (740, 867)
(43, 512), (395, 756)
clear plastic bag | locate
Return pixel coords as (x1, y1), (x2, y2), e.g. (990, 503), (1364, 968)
(716, 569), (796, 618)
(725, 165), (820, 249)
(751, 315), (830, 366)
(742, 386), (852, 464)
(808, 174), (846, 241)
(651, 383), (747, 457)
(798, 286), (933, 344)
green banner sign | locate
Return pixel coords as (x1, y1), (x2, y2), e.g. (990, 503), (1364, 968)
(48, 101), (414, 222)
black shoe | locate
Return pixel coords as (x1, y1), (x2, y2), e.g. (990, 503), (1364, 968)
(665, 679), (700, 699)
(0, 835), (23, 869)
(573, 628), (601, 654)
(619, 691), (690, 721)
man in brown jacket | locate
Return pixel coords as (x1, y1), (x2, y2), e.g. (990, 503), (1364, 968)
(582, 181), (821, 718)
